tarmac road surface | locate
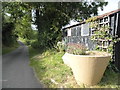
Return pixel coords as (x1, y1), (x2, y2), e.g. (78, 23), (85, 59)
(2, 41), (43, 88)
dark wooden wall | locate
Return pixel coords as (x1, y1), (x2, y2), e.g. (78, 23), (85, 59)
(115, 12), (120, 71)
(62, 11), (120, 71)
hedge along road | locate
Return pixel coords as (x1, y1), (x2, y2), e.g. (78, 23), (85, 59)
(2, 41), (43, 88)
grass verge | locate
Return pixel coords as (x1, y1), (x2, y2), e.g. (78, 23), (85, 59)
(29, 47), (120, 88)
(2, 42), (19, 55)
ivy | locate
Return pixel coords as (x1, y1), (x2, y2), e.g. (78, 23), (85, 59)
(86, 16), (120, 55)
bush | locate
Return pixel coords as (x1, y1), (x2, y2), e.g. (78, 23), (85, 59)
(31, 40), (41, 49)
(66, 43), (87, 55)
(2, 22), (16, 46)
(55, 41), (66, 52)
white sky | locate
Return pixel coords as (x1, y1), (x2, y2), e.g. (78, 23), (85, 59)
(98, 0), (120, 15)
(65, 0), (120, 27)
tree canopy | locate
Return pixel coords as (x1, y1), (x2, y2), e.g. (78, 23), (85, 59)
(2, 1), (108, 48)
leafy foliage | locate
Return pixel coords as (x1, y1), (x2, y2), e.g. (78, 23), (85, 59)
(2, 2), (34, 46)
(29, 2), (108, 48)
(91, 25), (111, 40)
(2, 22), (17, 46)
(88, 17), (120, 54)
(87, 16), (120, 72)
(2, 2), (108, 48)
(55, 41), (66, 52)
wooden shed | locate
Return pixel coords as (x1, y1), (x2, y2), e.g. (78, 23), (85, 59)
(62, 9), (120, 71)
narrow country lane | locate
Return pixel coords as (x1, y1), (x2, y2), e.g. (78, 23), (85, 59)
(2, 41), (43, 88)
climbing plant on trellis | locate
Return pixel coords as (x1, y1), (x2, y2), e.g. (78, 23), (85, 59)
(86, 16), (120, 54)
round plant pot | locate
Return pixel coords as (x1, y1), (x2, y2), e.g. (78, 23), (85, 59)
(62, 51), (111, 86)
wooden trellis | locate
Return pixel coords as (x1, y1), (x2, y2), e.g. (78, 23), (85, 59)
(91, 16), (112, 52)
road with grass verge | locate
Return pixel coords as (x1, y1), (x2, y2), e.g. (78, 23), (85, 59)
(2, 41), (43, 88)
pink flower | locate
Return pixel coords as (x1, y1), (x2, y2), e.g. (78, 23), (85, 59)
(66, 43), (87, 55)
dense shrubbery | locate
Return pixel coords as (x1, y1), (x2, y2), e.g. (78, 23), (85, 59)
(55, 41), (66, 52)
(31, 40), (41, 49)
(2, 22), (18, 46)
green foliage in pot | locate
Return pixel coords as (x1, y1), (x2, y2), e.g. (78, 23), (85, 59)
(66, 43), (87, 55)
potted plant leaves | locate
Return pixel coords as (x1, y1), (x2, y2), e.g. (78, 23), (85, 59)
(62, 43), (111, 86)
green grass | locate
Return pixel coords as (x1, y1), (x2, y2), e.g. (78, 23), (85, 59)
(2, 42), (19, 55)
(29, 47), (120, 88)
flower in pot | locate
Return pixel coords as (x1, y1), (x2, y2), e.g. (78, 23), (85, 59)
(62, 43), (111, 86)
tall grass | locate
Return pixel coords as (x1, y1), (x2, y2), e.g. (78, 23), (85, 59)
(29, 47), (120, 88)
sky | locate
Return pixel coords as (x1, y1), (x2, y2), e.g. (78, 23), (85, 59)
(67, 0), (120, 27)
(98, 0), (120, 15)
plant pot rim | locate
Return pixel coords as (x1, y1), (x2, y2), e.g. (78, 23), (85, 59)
(65, 51), (111, 57)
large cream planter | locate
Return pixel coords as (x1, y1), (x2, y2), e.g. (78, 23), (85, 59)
(62, 51), (111, 86)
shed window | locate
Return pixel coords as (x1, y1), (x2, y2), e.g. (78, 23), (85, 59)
(111, 16), (115, 35)
(67, 29), (71, 36)
(76, 26), (81, 36)
(81, 23), (89, 36)
(71, 27), (76, 36)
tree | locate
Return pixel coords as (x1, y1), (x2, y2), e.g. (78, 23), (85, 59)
(2, 2), (33, 46)
(29, 2), (108, 48)
(2, 1), (108, 48)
